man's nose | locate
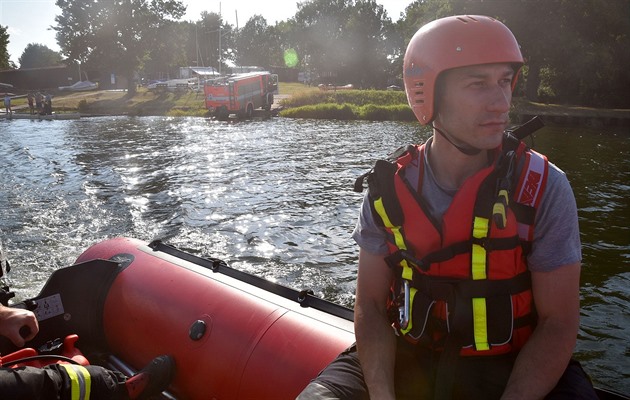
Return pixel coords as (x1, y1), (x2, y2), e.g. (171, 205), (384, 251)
(487, 85), (512, 113)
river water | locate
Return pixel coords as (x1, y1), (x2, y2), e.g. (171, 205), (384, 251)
(1, 116), (628, 393)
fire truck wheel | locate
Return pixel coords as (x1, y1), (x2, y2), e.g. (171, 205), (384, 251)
(246, 104), (254, 119)
(264, 94), (273, 111)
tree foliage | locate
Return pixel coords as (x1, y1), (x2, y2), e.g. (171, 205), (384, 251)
(143, 20), (189, 80)
(0, 25), (13, 70)
(18, 44), (64, 69)
(235, 15), (279, 69)
(288, 0), (396, 88)
(53, 0), (186, 92)
(176, 11), (235, 74)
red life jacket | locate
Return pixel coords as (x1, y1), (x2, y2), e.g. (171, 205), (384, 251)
(366, 135), (548, 356)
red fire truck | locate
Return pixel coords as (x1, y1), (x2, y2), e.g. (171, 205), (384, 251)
(204, 72), (278, 119)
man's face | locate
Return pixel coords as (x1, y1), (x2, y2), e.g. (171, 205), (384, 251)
(433, 63), (515, 151)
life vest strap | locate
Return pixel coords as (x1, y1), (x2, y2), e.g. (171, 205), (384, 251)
(514, 311), (537, 329)
(408, 270), (531, 301)
(368, 159), (405, 226)
(385, 235), (521, 273)
(510, 202), (536, 225)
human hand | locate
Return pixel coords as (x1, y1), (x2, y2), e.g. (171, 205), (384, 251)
(0, 304), (39, 347)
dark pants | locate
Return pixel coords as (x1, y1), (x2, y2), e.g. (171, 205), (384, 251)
(0, 364), (129, 400)
(300, 341), (599, 400)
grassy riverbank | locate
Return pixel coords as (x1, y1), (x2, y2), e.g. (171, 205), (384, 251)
(278, 88), (415, 121)
(4, 83), (428, 122)
(7, 82), (629, 125)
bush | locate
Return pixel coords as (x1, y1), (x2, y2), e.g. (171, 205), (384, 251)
(280, 103), (356, 119)
(280, 89), (413, 121)
(357, 104), (391, 120)
(387, 105), (416, 121)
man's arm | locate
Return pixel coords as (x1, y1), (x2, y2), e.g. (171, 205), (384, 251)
(354, 248), (397, 400)
(501, 261), (581, 400)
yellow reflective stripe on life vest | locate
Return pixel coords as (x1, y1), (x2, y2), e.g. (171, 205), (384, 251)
(472, 297), (489, 350)
(471, 216), (490, 351)
(492, 189), (509, 229)
(373, 197), (413, 281)
(59, 364), (92, 400)
(471, 217), (489, 280)
(374, 197), (406, 250)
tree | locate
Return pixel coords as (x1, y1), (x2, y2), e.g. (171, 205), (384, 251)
(18, 44), (64, 69)
(0, 25), (14, 70)
(53, 0), (186, 93)
(343, 0), (396, 88)
(192, 11), (234, 74)
(292, 0), (353, 84)
(291, 0), (395, 88)
(235, 15), (276, 68)
(143, 20), (189, 81)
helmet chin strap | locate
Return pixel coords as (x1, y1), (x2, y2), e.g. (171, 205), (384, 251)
(432, 124), (483, 156)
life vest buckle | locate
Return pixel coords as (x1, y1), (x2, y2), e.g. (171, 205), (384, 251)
(398, 280), (411, 330)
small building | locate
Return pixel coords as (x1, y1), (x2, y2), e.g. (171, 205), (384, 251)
(179, 66), (220, 80)
(229, 65), (265, 74)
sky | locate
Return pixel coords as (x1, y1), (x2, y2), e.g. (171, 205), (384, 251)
(0, 0), (411, 67)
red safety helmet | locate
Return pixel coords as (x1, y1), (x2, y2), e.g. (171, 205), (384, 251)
(403, 15), (524, 125)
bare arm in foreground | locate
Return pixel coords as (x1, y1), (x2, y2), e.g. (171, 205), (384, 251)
(501, 262), (581, 400)
(354, 248), (397, 400)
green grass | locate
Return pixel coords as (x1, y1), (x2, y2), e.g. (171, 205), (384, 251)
(277, 82), (319, 97)
(278, 89), (414, 121)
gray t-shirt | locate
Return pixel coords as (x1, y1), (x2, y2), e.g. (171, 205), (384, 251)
(352, 141), (581, 272)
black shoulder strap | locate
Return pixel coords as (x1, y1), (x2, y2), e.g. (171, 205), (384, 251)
(367, 159), (404, 226)
(507, 115), (544, 141)
(353, 145), (416, 193)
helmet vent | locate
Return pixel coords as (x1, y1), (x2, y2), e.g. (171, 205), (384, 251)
(457, 16), (479, 23)
(414, 81), (424, 101)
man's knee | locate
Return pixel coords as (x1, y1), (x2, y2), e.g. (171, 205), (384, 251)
(545, 359), (598, 400)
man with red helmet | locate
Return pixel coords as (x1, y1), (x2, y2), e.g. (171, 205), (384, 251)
(298, 15), (597, 399)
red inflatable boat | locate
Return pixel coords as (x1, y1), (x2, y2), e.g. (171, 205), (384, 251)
(0, 237), (626, 399)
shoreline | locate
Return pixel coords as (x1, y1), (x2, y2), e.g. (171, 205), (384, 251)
(3, 88), (629, 127)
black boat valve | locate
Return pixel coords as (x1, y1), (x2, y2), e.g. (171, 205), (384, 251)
(189, 319), (207, 341)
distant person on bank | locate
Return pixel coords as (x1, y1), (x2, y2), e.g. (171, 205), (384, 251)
(35, 92), (43, 114)
(3, 94), (11, 115)
(27, 93), (35, 115)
